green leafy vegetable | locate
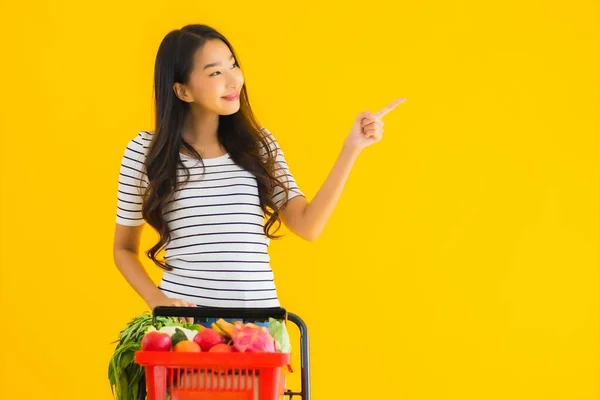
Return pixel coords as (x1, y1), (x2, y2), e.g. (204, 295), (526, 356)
(170, 328), (188, 347)
(108, 312), (179, 400)
(180, 323), (201, 331)
(268, 318), (291, 353)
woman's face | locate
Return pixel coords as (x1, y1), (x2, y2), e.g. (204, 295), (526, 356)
(178, 39), (244, 115)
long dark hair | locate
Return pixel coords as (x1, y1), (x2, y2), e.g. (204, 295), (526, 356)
(141, 24), (289, 271)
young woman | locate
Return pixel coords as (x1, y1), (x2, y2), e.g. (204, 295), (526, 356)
(113, 24), (405, 316)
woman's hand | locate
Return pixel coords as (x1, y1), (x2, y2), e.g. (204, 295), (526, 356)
(344, 97), (406, 152)
(147, 292), (196, 324)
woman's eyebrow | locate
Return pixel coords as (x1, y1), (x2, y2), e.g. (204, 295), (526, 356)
(203, 54), (235, 70)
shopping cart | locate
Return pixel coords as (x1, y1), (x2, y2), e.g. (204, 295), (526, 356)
(134, 306), (310, 400)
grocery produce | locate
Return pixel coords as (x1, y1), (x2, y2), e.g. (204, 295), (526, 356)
(208, 343), (235, 353)
(212, 321), (230, 339)
(108, 312), (200, 400)
(109, 313), (289, 400)
(213, 319), (276, 353)
(140, 318), (280, 354)
(140, 331), (172, 352)
(193, 328), (225, 351)
(268, 317), (291, 353)
(174, 340), (202, 352)
(170, 328), (189, 347)
(211, 319), (236, 336)
(151, 325), (198, 341)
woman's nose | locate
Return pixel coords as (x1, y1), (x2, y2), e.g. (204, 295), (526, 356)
(227, 74), (242, 90)
(231, 77), (242, 87)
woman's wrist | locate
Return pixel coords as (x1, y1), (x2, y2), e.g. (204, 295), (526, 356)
(144, 290), (167, 309)
(341, 141), (362, 160)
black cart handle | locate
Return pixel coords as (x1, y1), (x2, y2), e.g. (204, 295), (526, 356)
(152, 306), (287, 324)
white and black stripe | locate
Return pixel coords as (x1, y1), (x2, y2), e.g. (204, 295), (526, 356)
(115, 129), (304, 307)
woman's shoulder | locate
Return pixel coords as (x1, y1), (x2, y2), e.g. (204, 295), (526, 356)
(259, 126), (275, 140)
(123, 130), (153, 156)
(258, 127), (280, 155)
(119, 131), (153, 174)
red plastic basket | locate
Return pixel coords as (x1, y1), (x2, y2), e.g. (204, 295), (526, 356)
(135, 350), (290, 400)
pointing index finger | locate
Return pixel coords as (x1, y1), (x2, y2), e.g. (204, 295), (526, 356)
(374, 97), (407, 118)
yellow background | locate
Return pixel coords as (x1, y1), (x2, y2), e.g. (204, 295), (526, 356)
(0, 1), (598, 399)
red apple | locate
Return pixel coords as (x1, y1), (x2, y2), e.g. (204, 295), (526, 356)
(141, 331), (172, 352)
(193, 328), (224, 351)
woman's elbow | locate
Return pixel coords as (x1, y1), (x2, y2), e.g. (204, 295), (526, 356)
(301, 230), (320, 242)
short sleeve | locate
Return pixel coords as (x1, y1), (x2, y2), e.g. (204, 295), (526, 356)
(261, 128), (305, 209)
(115, 131), (151, 226)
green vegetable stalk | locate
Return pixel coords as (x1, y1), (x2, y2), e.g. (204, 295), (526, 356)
(108, 312), (198, 400)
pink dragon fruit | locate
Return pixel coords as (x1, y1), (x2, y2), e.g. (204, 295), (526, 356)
(213, 319), (277, 353)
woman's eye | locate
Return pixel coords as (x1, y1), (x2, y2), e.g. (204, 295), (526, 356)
(210, 63), (239, 77)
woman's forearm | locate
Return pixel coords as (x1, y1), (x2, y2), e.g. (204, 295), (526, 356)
(113, 249), (165, 307)
(300, 144), (361, 240)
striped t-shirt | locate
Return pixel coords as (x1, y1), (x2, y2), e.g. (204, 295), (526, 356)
(115, 129), (304, 308)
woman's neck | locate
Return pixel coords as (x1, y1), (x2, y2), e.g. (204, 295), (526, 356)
(183, 106), (219, 144)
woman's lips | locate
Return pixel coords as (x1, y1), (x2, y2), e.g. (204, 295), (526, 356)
(222, 92), (239, 101)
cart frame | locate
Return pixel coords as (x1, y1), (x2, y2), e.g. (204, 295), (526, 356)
(135, 306), (310, 400)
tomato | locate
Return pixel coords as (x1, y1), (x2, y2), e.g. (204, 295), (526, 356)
(208, 343), (234, 353)
(194, 328), (224, 352)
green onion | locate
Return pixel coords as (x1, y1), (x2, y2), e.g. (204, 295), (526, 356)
(108, 312), (179, 400)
